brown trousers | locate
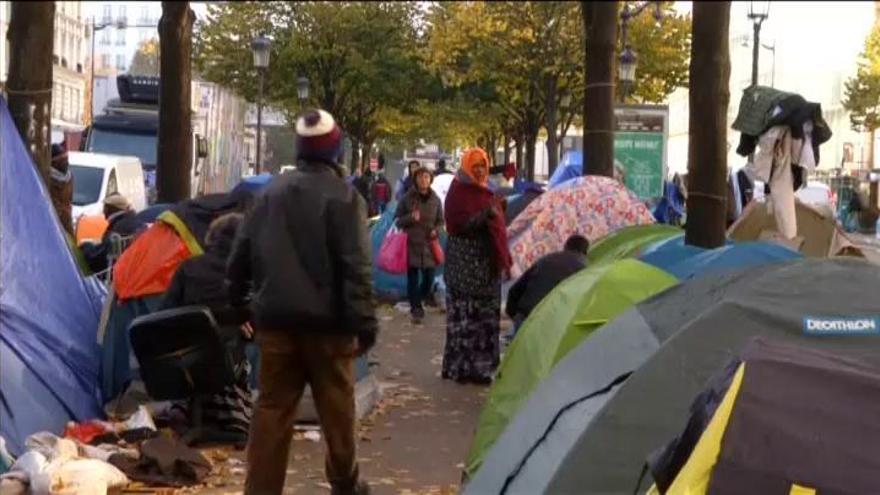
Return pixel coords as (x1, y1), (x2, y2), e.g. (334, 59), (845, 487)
(244, 330), (359, 495)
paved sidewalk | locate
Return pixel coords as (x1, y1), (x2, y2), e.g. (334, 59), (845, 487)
(201, 304), (491, 494)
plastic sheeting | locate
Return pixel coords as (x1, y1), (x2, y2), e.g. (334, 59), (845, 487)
(0, 97), (106, 455)
(231, 173), (272, 196)
(465, 260), (677, 477)
(547, 151), (584, 189)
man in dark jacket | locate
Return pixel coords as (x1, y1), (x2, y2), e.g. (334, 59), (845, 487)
(396, 167), (444, 324)
(505, 234), (589, 336)
(228, 109), (377, 495)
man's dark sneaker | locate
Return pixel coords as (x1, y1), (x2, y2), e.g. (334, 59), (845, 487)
(332, 480), (371, 495)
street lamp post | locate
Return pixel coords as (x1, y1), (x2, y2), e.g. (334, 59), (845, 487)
(748, 1), (771, 86)
(251, 35), (271, 175)
(619, 2), (663, 103)
(297, 76), (309, 112)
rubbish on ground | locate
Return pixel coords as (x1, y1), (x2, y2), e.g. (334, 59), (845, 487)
(121, 406), (158, 432)
(0, 437), (14, 474)
(108, 436), (211, 487)
(63, 422), (109, 445)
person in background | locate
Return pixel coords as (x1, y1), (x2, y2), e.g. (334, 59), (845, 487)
(396, 167), (444, 325)
(395, 160), (421, 202)
(434, 158), (453, 176)
(50, 143), (74, 236)
(504, 234), (589, 341)
(442, 148), (511, 385)
(352, 166), (374, 216)
(160, 213), (253, 439)
(82, 193), (146, 274)
(372, 171), (391, 215)
(228, 109), (376, 495)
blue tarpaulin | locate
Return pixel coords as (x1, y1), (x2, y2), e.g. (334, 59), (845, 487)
(232, 173), (273, 196)
(548, 151), (584, 190)
(0, 98), (106, 454)
(653, 181), (686, 225)
(658, 242), (802, 280)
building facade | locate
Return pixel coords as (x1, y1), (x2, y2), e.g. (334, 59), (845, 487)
(85, 1), (161, 75)
(1, 1), (89, 141)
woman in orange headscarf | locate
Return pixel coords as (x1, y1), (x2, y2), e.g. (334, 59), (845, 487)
(442, 148), (511, 385)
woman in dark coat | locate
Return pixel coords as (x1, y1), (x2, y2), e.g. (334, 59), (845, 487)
(442, 148), (512, 385)
(160, 212), (253, 437)
(396, 167), (444, 324)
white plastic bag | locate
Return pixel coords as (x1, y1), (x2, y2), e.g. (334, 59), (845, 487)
(120, 405), (157, 432)
(32, 459), (128, 495)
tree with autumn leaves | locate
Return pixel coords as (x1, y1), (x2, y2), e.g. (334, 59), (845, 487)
(194, 1), (691, 177)
(844, 22), (880, 170)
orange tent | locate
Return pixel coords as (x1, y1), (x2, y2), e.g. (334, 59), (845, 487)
(113, 221), (195, 301)
(75, 215), (109, 245)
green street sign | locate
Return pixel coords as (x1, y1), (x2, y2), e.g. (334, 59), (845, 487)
(614, 131), (664, 199)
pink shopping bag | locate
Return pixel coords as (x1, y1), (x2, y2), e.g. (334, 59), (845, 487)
(377, 228), (408, 274)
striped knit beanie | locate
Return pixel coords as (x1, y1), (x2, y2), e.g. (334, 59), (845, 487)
(296, 109), (343, 165)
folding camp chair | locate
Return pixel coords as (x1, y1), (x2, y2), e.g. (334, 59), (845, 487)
(128, 306), (246, 446)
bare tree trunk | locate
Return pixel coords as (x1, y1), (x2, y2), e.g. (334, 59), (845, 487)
(869, 128), (878, 208)
(7, 2), (54, 187)
(526, 131), (538, 182)
(516, 135), (524, 171)
(502, 134), (511, 166)
(157, 2), (194, 203)
(488, 134), (498, 167)
(545, 75), (560, 176)
(361, 140), (373, 171)
(582, 1), (617, 177)
(350, 139), (360, 174)
(685, 1), (731, 248)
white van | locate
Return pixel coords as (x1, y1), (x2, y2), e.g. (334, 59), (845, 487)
(69, 152), (147, 221)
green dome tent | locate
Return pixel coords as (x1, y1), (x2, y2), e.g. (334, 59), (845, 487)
(587, 224), (683, 265)
(465, 259), (677, 477)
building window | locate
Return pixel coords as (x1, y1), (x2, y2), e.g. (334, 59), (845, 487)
(140, 6), (150, 24)
(102, 5), (112, 24)
(116, 54), (125, 71)
(117, 5), (127, 25)
(116, 29), (125, 46)
(101, 54), (111, 69)
(100, 29), (110, 45)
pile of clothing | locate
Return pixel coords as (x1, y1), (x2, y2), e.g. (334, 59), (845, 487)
(0, 407), (212, 494)
(732, 85), (832, 238)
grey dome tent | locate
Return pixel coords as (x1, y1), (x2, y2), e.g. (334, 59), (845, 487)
(465, 258), (880, 495)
